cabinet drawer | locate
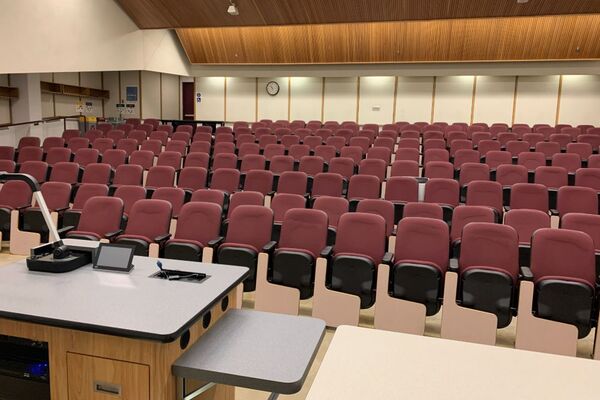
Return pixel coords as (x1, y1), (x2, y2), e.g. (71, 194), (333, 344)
(67, 352), (149, 400)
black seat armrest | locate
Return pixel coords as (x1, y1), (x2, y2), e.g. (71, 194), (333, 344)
(154, 233), (171, 244)
(549, 209), (559, 216)
(54, 206), (70, 213)
(504, 206), (511, 212)
(520, 266), (534, 281)
(207, 236), (224, 248)
(15, 204), (32, 212)
(104, 229), (123, 240)
(320, 245), (334, 259)
(382, 252), (394, 266)
(58, 226), (75, 238)
(262, 240), (277, 253)
(448, 258), (459, 272)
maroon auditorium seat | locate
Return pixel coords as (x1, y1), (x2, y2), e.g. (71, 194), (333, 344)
(0, 181), (33, 240)
(113, 185), (146, 216)
(66, 196), (124, 241)
(49, 162), (80, 184)
(556, 186), (598, 217)
(145, 166), (176, 189)
(210, 168), (240, 193)
(177, 167), (208, 192)
(151, 187), (186, 218)
(114, 199), (172, 256)
(243, 170), (274, 195)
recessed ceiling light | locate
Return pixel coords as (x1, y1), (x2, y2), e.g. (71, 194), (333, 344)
(517, 0), (529, 4)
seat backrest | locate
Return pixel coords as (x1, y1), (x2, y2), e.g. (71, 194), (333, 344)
(505, 140), (530, 157)
(189, 141), (212, 155)
(0, 181), (33, 208)
(459, 223), (519, 282)
(93, 138), (115, 154)
(424, 161), (454, 179)
(561, 213), (600, 251)
(509, 183), (548, 212)
(312, 173), (344, 197)
(530, 228), (595, 288)
(128, 130), (148, 145)
(575, 168), (600, 191)
(402, 202), (443, 219)
(145, 166), (176, 188)
(551, 153), (581, 173)
(453, 149), (480, 168)
(450, 205), (496, 242)
(113, 164), (143, 186)
(395, 217), (449, 273)
(151, 187), (186, 217)
(102, 149), (127, 169)
(504, 209), (550, 245)
(113, 185), (146, 215)
(63, 129), (82, 142)
(18, 136), (41, 149)
(178, 167), (208, 191)
(495, 164), (528, 186)
(477, 140), (501, 156)
(390, 160), (419, 177)
(243, 170), (274, 195)
(567, 142), (592, 161)
(278, 209), (328, 257)
(277, 171), (308, 195)
(238, 142), (259, 158)
(356, 199), (395, 236)
(424, 178), (460, 207)
(49, 161), (80, 184)
(71, 183), (109, 209)
(39, 181), (71, 210)
(0, 160), (16, 173)
(347, 175), (380, 200)
(534, 166), (568, 189)
(358, 159), (386, 182)
(227, 191), (264, 218)
(465, 180), (503, 213)
(20, 161), (48, 183)
(210, 168), (240, 193)
(42, 137), (65, 152)
(240, 154), (266, 172)
(165, 140), (187, 155)
(190, 189), (225, 208)
(298, 156), (325, 176)
(458, 163), (490, 186)
(81, 163), (112, 185)
(156, 151), (182, 169)
(535, 141), (561, 159)
(224, 205), (273, 251)
(268, 155), (294, 174)
(314, 145), (337, 163)
(124, 199), (172, 239)
(271, 193), (306, 222)
(328, 157), (355, 179)
(140, 139), (162, 155)
(213, 142), (235, 155)
(76, 196), (124, 236)
(394, 148), (419, 163)
(384, 176), (419, 203)
(313, 196), (348, 228)
(484, 151), (512, 169)
(557, 186), (598, 216)
(339, 146), (363, 164)
(17, 146), (44, 163)
(73, 148), (100, 167)
(68, 137), (90, 153)
(335, 213), (386, 264)
(174, 202), (222, 243)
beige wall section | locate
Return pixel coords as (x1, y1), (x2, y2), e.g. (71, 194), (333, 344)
(472, 76), (516, 124)
(433, 76), (475, 123)
(40, 73), (54, 118)
(161, 73), (180, 120)
(395, 77), (434, 123)
(226, 77), (256, 123)
(289, 77), (322, 122)
(195, 77), (225, 121)
(513, 75), (560, 125)
(0, 0), (190, 76)
(558, 75), (600, 126)
(80, 72), (103, 117)
(120, 71), (141, 118)
(323, 77), (358, 122)
(358, 76), (395, 125)
(257, 78), (289, 121)
(140, 71), (161, 119)
(53, 72), (79, 117)
(0, 74), (10, 124)
(103, 71), (121, 118)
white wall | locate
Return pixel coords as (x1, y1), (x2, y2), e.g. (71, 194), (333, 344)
(0, 0), (190, 76)
(514, 76), (560, 125)
(189, 73), (600, 126)
(0, 74), (11, 124)
(323, 77), (358, 122)
(433, 76), (475, 123)
(472, 76), (516, 124)
(257, 78), (289, 121)
(196, 77), (225, 121)
(290, 77), (322, 122)
(559, 75), (600, 126)
(358, 76), (395, 125)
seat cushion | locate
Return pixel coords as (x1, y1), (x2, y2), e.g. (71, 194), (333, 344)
(275, 247), (316, 259)
(219, 242), (259, 254)
(394, 259), (444, 274)
(166, 238), (204, 248)
(461, 265), (515, 283)
(334, 252), (376, 265)
(67, 231), (102, 241)
(116, 234), (153, 244)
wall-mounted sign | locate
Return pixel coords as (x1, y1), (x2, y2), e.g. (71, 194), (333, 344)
(126, 86), (138, 102)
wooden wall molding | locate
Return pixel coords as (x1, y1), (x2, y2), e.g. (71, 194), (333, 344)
(555, 75), (563, 125)
(430, 77), (437, 123)
(511, 76), (519, 125)
(177, 14), (600, 64)
(470, 76), (478, 124)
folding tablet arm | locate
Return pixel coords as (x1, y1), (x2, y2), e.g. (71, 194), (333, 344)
(0, 172), (60, 243)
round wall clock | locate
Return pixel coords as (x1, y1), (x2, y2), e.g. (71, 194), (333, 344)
(266, 81), (280, 96)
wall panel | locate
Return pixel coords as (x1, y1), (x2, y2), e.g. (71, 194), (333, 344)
(289, 77), (322, 122)
(80, 72), (103, 117)
(103, 71), (121, 118)
(394, 77), (433, 123)
(513, 75), (560, 125)
(358, 76), (395, 125)
(195, 76), (225, 121)
(161, 73), (180, 119)
(323, 77), (358, 122)
(225, 78), (256, 122)
(472, 76), (515, 125)
(257, 77), (289, 121)
(53, 72), (79, 116)
(140, 71), (161, 118)
(120, 71), (141, 118)
(559, 75), (600, 126)
(0, 74), (10, 124)
(433, 76), (474, 123)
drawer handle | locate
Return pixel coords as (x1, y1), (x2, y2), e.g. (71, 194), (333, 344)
(94, 381), (122, 396)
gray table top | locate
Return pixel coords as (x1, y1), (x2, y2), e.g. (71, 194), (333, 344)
(0, 256), (249, 342)
(172, 309), (326, 395)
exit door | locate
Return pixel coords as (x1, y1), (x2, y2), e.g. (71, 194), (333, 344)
(182, 82), (195, 120)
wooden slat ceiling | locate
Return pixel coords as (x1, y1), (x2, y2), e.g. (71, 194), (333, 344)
(116, 0), (600, 29)
(177, 14), (600, 64)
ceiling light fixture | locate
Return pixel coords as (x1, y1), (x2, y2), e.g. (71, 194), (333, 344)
(227, 0), (239, 16)
(517, 0), (529, 4)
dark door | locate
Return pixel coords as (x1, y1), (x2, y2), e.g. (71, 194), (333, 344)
(182, 82), (195, 120)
